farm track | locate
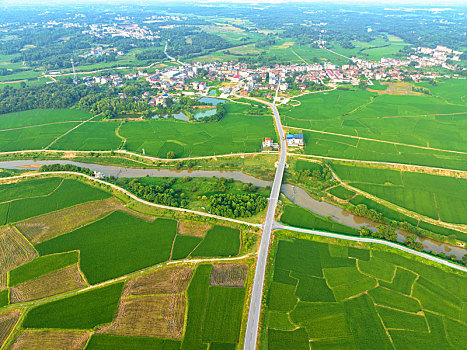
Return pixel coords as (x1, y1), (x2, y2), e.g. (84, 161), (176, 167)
(287, 126), (467, 155)
(290, 153), (467, 178)
(44, 113), (101, 150)
(273, 222), (467, 273)
(0, 253), (255, 313)
(0, 121), (79, 133)
(0, 172), (262, 229)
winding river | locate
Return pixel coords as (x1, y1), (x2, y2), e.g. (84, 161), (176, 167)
(1, 159), (464, 259)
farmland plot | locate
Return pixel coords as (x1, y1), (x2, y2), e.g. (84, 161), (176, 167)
(10, 265), (87, 303)
(10, 330), (90, 350)
(8, 251), (78, 286)
(15, 197), (122, 244)
(22, 283), (124, 329)
(264, 234), (467, 349)
(0, 309), (21, 348)
(98, 294), (185, 339)
(0, 226), (37, 275)
(126, 266), (193, 296)
(209, 264), (248, 287)
(5, 179), (111, 224)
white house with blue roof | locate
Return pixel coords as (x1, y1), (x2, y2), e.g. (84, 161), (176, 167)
(286, 133), (304, 147)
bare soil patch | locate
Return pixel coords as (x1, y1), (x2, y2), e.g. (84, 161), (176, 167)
(210, 264), (248, 287)
(15, 198), (122, 244)
(0, 227), (37, 275)
(10, 265), (87, 303)
(0, 309), (21, 348)
(127, 266), (193, 296)
(98, 294), (185, 339)
(119, 207), (155, 222)
(177, 221), (210, 237)
(11, 330), (89, 350)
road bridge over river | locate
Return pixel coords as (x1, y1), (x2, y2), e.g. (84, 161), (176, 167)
(242, 82), (287, 350)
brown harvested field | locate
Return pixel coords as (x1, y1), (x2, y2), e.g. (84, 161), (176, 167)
(119, 207), (155, 222)
(15, 198), (123, 244)
(0, 309), (21, 348)
(11, 330), (89, 350)
(0, 226), (37, 275)
(177, 221), (210, 237)
(0, 273), (6, 289)
(98, 294), (185, 339)
(210, 264), (248, 287)
(126, 266), (192, 296)
(10, 265), (87, 303)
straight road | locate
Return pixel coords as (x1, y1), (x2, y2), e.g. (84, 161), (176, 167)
(243, 82), (287, 349)
(274, 222), (467, 272)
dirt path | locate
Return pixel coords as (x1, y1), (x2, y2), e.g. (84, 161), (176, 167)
(0, 171), (263, 229)
(44, 114), (102, 150)
(287, 126), (467, 156)
(0, 121), (80, 133)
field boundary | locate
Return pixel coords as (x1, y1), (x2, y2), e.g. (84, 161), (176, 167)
(0, 172), (263, 229)
(274, 223), (467, 272)
(286, 126), (467, 156)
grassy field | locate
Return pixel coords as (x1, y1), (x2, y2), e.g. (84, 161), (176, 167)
(279, 204), (359, 236)
(281, 86), (467, 169)
(22, 282), (123, 329)
(333, 163), (467, 226)
(8, 251), (78, 287)
(263, 233), (467, 349)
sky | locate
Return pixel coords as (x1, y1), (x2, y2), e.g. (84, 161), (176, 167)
(2, 0), (466, 5)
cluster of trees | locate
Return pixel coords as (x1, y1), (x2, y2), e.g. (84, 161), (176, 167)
(359, 224), (397, 241)
(166, 32), (232, 58)
(78, 93), (150, 119)
(121, 178), (184, 207)
(135, 49), (166, 61)
(206, 193), (267, 218)
(0, 80), (95, 114)
(0, 78), (156, 118)
(296, 166), (332, 183)
(352, 204), (383, 222)
(39, 163), (95, 176)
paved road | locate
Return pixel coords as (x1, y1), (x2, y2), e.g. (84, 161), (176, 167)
(274, 222), (467, 272)
(243, 82), (287, 349)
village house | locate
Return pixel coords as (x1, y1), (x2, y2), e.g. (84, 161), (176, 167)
(286, 133), (304, 147)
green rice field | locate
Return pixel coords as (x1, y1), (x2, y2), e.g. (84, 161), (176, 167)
(281, 86), (467, 169)
(22, 283), (124, 329)
(0, 178), (111, 225)
(264, 234), (467, 349)
(182, 264), (246, 349)
(8, 251), (78, 287)
(0, 103), (277, 157)
(333, 163), (467, 226)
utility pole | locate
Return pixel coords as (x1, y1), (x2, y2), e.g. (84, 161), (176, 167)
(70, 58), (78, 84)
